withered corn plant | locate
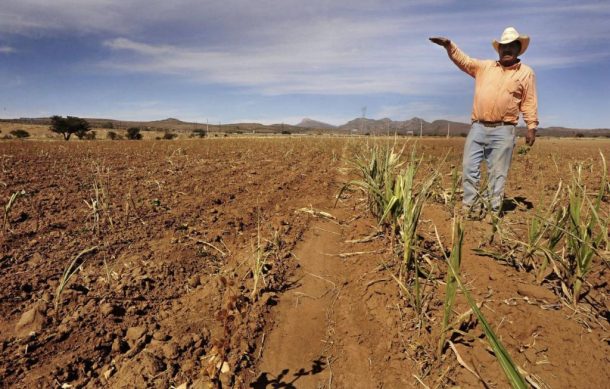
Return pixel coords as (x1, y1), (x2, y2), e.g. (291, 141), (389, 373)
(437, 217), (464, 358)
(440, 226), (528, 388)
(521, 182), (566, 273)
(563, 153), (607, 304)
(394, 165), (437, 317)
(84, 164), (114, 235)
(431, 165), (461, 215)
(55, 246), (98, 311)
(336, 141), (405, 225)
(3, 189), (26, 231)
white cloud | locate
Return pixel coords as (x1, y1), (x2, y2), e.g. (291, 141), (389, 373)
(528, 51), (610, 68)
(0, 46), (15, 54)
(100, 26), (464, 96)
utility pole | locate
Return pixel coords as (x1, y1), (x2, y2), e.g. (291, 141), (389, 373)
(361, 106), (367, 134)
(447, 122), (450, 138)
(420, 119), (423, 138)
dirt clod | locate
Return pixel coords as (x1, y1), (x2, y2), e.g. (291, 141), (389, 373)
(15, 302), (47, 338)
(141, 352), (166, 375)
(517, 283), (558, 302)
(125, 326), (147, 342)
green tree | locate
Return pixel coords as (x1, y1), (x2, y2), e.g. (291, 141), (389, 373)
(192, 128), (207, 138)
(127, 127), (142, 140)
(50, 115), (91, 140)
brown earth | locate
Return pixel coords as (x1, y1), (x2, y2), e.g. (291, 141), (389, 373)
(0, 136), (608, 388)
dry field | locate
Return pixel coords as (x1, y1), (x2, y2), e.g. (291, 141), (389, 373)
(0, 136), (608, 388)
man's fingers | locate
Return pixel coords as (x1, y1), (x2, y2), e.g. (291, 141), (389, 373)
(429, 37), (450, 47)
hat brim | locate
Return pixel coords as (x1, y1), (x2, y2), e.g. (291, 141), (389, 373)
(492, 35), (530, 56)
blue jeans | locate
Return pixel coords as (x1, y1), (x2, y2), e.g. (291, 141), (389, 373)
(462, 122), (516, 212)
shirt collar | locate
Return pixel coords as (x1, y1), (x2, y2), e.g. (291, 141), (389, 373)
(495, 59), (521, 70)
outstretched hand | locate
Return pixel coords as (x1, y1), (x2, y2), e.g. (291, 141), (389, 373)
(429, 37), (451, 48)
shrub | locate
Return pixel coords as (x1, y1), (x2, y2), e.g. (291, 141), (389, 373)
(162, 132), (177, 140)
(10, 129), (30, 139)
(107, 131), (118, 140)
(516, 145), (530, 155)
(127, 127), (142, 140)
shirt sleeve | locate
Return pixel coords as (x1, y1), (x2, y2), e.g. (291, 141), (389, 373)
(447, 42), (482, 78)
(521, 69), (539, 129)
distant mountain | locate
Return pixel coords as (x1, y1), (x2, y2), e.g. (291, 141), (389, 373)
(1, 116), (608, 137)
(296, 118), (336, 129)
(336, 117), (470, 136)
(151, 118), (186, 125)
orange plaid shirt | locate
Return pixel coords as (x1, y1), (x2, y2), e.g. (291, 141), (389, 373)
(447, 42), (539, 130)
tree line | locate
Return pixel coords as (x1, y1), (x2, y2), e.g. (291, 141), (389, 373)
(46, 116), (207, 140)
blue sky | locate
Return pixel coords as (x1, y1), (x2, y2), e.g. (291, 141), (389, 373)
(1, 0), (609, 129)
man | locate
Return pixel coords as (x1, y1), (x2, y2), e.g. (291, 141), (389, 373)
(430, 27), (538, 218)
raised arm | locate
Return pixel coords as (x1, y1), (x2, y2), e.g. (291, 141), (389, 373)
(429, 37), (481, 77)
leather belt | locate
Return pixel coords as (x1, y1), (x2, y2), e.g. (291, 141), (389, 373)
(473, 120), (517, 127)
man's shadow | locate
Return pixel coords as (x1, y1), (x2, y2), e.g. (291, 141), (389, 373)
(250, 358), (326, 388)
(502, 196), (534, 213)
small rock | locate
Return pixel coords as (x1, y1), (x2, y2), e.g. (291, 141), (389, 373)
(41, 291), (52, 303)
(162, 342), (179, 359)
(141, 352), (165, 375)
(181, 358), (196, 373)
(191, 377), (215, 389)
(100, 303), (115, 317)
(30, 252), (44, 264)
(516, 283), (558, 302)
(56, 323), (71, 338)
(188, 275), (201, 288)
(125, 326), (147, 341)
(112, 338), (128, 353)
(103, 366), (115, 380)
(178, 334), (195, 350)
(219, 369), (232, 387)
(263, 292), (278, 306)
(220, 361), (230, 374)
(15, 302), (47, 338)
(152, 331), (169, 341)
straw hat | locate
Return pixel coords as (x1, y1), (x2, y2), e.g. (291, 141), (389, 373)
(492, 27), (530, 56)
